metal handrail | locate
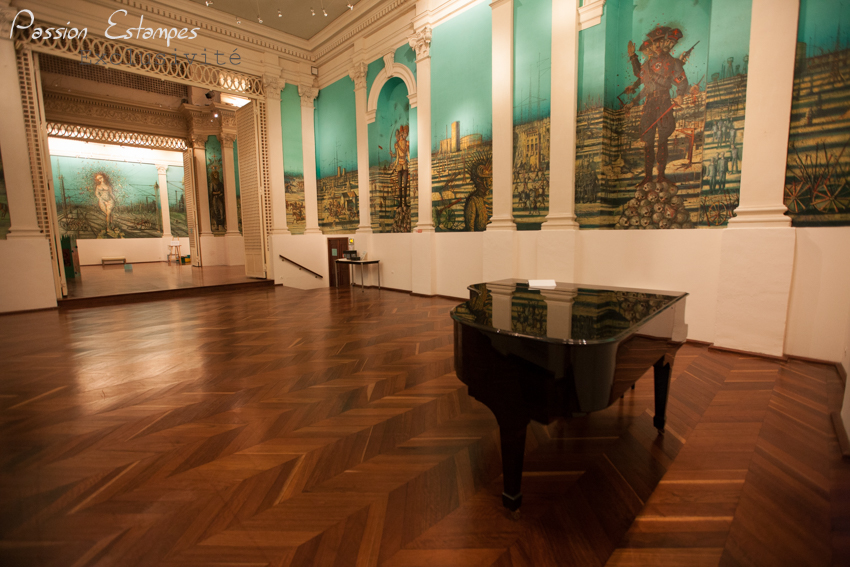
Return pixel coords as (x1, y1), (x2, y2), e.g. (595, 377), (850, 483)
(279, 255), (323, 279)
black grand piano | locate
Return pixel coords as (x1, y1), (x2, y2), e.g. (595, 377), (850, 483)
(451, 280), (688, 513)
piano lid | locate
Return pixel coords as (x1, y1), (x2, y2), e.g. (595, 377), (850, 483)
(450, 279), (687, 345)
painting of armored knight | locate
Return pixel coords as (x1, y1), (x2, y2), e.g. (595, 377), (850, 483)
(575, 0), (751, 230)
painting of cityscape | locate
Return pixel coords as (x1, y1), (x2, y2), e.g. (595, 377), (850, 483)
(783, 0), (850, 226)
(318, 167), (359, 234)
(576, 0), (750, 230)
(51, 156), (183, 239)
(285, 174), (306, 234)
(431, 122), (493, 232)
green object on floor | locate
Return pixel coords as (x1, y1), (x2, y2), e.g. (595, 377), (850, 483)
(124, 264), (133, 272)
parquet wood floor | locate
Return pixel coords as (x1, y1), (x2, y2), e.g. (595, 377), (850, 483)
(0, 286), (847, 566)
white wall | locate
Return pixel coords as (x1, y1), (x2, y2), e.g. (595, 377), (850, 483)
(575, 229), (724, 343)
(77, 236), (190, 265)
(785, 227), (850, 363)
(0, 239), (57, 313)
(435, 232), (484, 299)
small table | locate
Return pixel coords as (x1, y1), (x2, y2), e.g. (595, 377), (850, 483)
(335, 259), (380, 291)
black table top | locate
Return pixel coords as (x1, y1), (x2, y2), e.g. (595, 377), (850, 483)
(335, 259), (380, 265)
(450, 279), (687, 345)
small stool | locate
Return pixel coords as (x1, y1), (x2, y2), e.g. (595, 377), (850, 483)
(167, 241), (181, 265)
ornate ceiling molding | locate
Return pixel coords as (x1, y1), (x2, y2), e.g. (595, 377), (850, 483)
(113, 0), (312, 62)
(43, 90), (188, 137)
(312, 0), (412, 61)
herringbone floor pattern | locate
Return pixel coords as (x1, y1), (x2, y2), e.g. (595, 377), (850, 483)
(0, 286), (847, 566)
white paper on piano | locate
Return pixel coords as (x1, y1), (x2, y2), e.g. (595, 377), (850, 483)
(528, 279), (556, 289)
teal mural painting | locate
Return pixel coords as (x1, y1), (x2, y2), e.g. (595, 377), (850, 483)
(281, 84), (306, 234)
(51, 156), (164, 239)
(431, 1), (493, 232)
(783, 0), (850, 226)
(369, 76), (419, 233)
(0, 152), (8, 239)
(575, 0), (751, 230)
(513, 0), (552, 230)
(205, 135), (226, 233)
(165, 165), (188, 237)
(315, 76), (359, 234)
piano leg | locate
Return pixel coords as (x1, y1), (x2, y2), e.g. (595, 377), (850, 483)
(653, 356), (672, 432)
(499, 425), (526, 514)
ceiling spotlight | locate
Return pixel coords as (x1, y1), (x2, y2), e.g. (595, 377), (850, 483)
(310, 8), (315, 16)
(205, 0), (213, 5)
(213, 111), (219, 118)
(236, 17), (241, 24)
(258, 16), (263, 23)
(278, 9), (282, 17)
(323, 8), (327, 16)
(347, 3), (353, 9)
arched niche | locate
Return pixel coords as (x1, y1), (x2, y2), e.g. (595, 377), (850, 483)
(366, 63), (417, 124)
(369, 77), (418, 233)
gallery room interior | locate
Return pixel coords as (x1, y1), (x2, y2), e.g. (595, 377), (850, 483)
(1, 0), (849, 565)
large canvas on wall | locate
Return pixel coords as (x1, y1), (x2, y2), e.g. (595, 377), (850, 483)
(316, 77), (360, 234)
(513, 0), (552, 230)
(431, 1), (494, 232)
(281, 85), (306, 234)
(783, 0), (850, 226)
(575, 0), (751, 230)
(51, 156), (168, 239)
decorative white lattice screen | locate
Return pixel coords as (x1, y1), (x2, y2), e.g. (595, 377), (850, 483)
(236, 103), (267, 278)
(183, 149), (201, 267)
(257, 100), (274, 246)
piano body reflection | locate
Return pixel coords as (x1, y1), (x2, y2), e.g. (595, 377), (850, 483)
(451, 280), (688, 512)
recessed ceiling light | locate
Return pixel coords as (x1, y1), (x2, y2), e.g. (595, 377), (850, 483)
(323, 8), (327, 16)
(347, 3), (353, 9)
(258, 16), (263, 23)
(311, 8), (315, 16)
(236, 17), (241, 24)
(205, 0), (213, 6)
(278, 9), (282, 17)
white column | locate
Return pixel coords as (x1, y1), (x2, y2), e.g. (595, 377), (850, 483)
(351, 62), (372, 233)
(542, 0), (580, 230)
(220, 134), (240, 235)
(0, 39), (41, 238)
(488, 0), (515, 231)
(299, 84), (321, 235)
(192, 137), (213, 236)
(409, 27), (434, 232)
(728, 0), (797, 228)
(264, 76), (290, 235)
(155, 165), (171, 238)
(713, 0), (799, 358)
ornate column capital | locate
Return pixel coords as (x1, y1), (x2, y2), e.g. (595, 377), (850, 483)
(298, 84), (317, 108)
(349, 61), (368, 90)
(0, 7), (20, 40)
(263, 74), (282, 101)
(220, 133), (236, 149)
(191, 134), (208, 148)
(408, 26), (432, 60)
(155, 164), (168, 175)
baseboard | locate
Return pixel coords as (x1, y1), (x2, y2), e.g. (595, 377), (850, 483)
(832, 412), (850, 459)
(685, 339), (713, 346)
(708, 344), (789, 362)
(0, 305), (59, 317)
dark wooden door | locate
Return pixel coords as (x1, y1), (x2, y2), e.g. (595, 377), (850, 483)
(327, 238), (350, 288)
